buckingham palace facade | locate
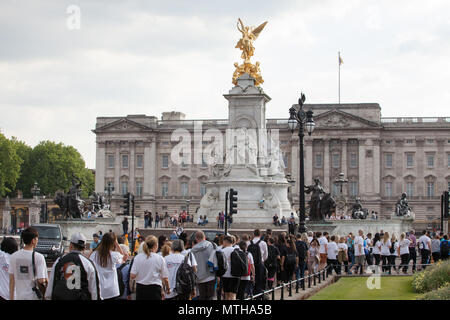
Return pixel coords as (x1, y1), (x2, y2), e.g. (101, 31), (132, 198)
(93, 104), (450, 229)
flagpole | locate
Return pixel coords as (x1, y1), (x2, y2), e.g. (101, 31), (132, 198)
(338, 51), (341, 104)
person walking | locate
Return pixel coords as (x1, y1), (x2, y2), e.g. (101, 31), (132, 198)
(408, 230), (417, 272)
(130, 235), (170, 300)
(307, 238), (320, 276)
(326, 235), (339, 275)
(337, 237), (349, 274)
(440, 235), (449, 260)
(398, 233), (410, 274)
(164, 239), (197, 300)
(8, 227), (48, 300)
(281, 239), (298, 283)
(365, 233), (373, 266)
(353, 230), (365, 275)
(89, 232), (128, 300)
(264, 237), (280, 289)
(372, 233), (382, 268)
(0, 237), (18, 300)
(294, 233), (308, 288)
(418, 230), (431, 270)
(389, 234), (399, 273)
(248, 229), (268, 295)
(317, 232), (328, 271)
(221, 236), (240, 300)
(380, 232), (392, 274)
(46, 233), (100, 300)
(236, 241), (255, 300)
(431, 234), (441, 263)
(190, 231), (216, 300)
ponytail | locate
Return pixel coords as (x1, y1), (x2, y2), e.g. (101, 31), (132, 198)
(142, 235), (158, 258)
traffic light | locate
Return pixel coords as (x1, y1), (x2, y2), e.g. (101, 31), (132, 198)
(229, 188), (238, 215)
(123, 192), (131, 215)
(444, 191), (449, 219)
(130, 193), (135, 217)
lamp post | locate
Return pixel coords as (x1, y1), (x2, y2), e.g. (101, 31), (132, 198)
(334, 173), (348, 217)
(104, 181), (114, 209)
(31, 182), (40, 199)
(288, 93), (315, 234)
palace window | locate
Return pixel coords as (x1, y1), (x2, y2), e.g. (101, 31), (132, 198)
(349, 153), (358, 168)
(426, 139), (434, 144)
(107, 155), (114, 168)
(200, 184), (207, 196)
(121, 181), (128, 195)
(349, 181), (358, 196)
(122, 155), (129, 169)
(162, 155), (169, 168)
(315, 154), (323, 168)
(385, 153), (393, 168)
(427, 182), (435, 197)
(332, 154), (340, 168)
(426, 154), (434, 167)
(136, 154), (143, 168)
(181, 182), (189, 196)
(406, 139), (414, 144)
(201, 154), (208, 168)
(406, 153), (414, 167)
(161, 182), (168, 197)
(136, 181), (143, 197)
(385, 182), (393, 197)
(406, 182), (414, 197)
(447, 153), (450, 167)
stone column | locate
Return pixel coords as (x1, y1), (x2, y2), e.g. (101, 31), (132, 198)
(323, 138), (330, 190)
(143, 141), (152, 197)
(341, 139), (347, 178)
(373, 138), (381, 196)
(358, 139), (366, 196)
(129, 140), (136, 194)
(29, 198), (41, 225)
(305, 139), (313, 186)
(149, 137), (157, 198)
(2, 196), (11, 234)
(114, 141), (120, 195)
(95, 141), (106, 193)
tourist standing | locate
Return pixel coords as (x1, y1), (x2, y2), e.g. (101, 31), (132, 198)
(281, 239), (298, 283)
(398, 233), (411, 274)
(389, 234), (399, 273)
(0, 237), (18, 300)
(275, 234), (287, 285)
(372, 233), (382, 267)
(221, 236), (240, 300)
(337, 237), (349, 274)
(164, 212), (170, 228)
(90, 233), (100, 253)
(326, 235), (339, 275)
(122, 217), (129, 236)
(365, 233), (373, 266)
(408, 230), (417, 272)
(380, 232), (392, 274)
(440, 235), (449, 260)
(190, 231), (216, 300)
(8, 227), (48, 300)
(294, 233), (309, 286)
(248, 229), (268, 295)
(236, 241), (255, 300)
(317, 232), (328, 271)
(144, 210), (149, 228)
(89, 232), (127, 300)
(431, 234), (441, 263)
(418, 230), (431, 269)
(130, 235), (170, 300)
(307, 238), (320, 275)
(265, 237), (280, 289)
(154, 212), (160, 229)
(353, 230), (365, 275)
(164, 239), (197, 300)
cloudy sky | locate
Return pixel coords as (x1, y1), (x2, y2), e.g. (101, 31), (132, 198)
(1, 0), (450, 169)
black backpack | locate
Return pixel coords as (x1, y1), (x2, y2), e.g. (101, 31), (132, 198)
(175, 253), (197, 296)
(264, 245), (278, 269)
(248, 239), (262, 266)
(295, 241), (308, 261)
(51, 252), (97, 300)
(284, 252), (297, 270)
(117, 261), (130, 297)
(212, 243), (227, 277)
(440, 240), (449, 257)
(230, 248), (248, 277)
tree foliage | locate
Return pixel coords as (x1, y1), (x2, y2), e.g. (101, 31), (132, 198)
(0, 133), (23, 196)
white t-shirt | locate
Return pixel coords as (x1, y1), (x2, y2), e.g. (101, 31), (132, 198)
(380, 240), (392, 256)
(337, 243), (348, 252)
(398, 239), (411, 255)
(307, 237), (313, 244)
(164, 253), (197, 299)
(222, 246), (237, 278)
(326, 242), (338, 260)
(45, 251), (99, 300)
(353, 236), (364, 256)
(241, 252), (254, 281)
(0, 251), (16, 300)
(130, 252), (169, 287)
(90, 251), (123, 299)
(418, 235), (431, 251)
(372, 241), (381, 255)
(9, 249), (47, 300)
(318, 237), (328, 254)
(390, 242), (399, 256)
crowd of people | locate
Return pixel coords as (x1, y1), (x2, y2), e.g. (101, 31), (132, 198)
(142, 210), (194, 229)
(0, 226), (449, 300)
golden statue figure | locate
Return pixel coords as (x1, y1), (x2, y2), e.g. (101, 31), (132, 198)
(232, 18), (267, 86)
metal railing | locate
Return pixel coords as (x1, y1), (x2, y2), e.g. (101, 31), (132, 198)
(246, 265), (332, 300)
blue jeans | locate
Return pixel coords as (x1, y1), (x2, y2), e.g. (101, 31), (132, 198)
(295, 261), (306, 286)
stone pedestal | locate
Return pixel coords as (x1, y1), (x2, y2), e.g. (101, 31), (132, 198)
(29, 198), (41, 226)
(199, 74), (293, 226)
(306, 219), (414, 236)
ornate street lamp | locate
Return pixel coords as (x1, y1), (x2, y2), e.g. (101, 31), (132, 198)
(288, 93), (315, 233)
(334, 172), (348, 194)
(104, 181), (114, 207)
(31, 182), (40, 199)
(334, 172), (348, 217)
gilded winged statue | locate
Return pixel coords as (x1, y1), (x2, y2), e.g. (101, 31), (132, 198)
(232, 18), (267, 86)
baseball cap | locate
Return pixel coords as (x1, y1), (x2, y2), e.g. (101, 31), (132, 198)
(93, 233), (99, 238)
(70, 233), (87, 247)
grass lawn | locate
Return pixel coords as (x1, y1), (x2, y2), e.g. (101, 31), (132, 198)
(309, 276), (419, 300)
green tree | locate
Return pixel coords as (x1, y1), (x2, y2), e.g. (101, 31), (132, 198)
(0, 133), (22, 196)
(7, 137), (33, 198)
